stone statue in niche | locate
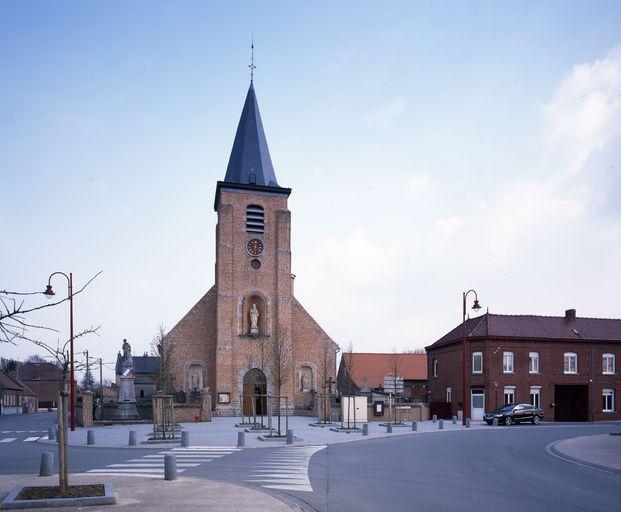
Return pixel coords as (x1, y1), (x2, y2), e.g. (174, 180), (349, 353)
(300, 366), (312, 392)
(249, 303), (260, 335)
(191, 372), (200, 390)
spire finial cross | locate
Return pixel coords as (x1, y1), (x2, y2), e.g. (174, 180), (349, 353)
(248, 36), (256, 83)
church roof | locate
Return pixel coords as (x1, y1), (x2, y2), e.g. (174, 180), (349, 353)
(224, 82), (279, 188)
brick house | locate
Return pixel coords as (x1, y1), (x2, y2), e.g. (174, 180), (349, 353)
(0, 369), (36, 414)
(16, 362), (63, 410)
(166, 81), (339, 416)
(426, 309), (620, 422)
(337, 353), (428, 401)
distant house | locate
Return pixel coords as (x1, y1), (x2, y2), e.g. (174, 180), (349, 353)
(115, 352), (159, 401)
(0, 369), (37, 414)
(337, 353), (428, 401)
(17, 362), (63, 410)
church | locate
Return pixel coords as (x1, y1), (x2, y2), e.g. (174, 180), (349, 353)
(166, 78), (339, 416)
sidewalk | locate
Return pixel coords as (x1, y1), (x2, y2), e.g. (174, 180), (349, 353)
(0, 474), (293, 512)
(550, 433), (621, 473)
(41, 416), (482, 449)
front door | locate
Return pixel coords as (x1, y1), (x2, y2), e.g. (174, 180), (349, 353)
(471, 389), (485, 421)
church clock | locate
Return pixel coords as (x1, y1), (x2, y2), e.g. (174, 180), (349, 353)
(246, 238), (264, 256)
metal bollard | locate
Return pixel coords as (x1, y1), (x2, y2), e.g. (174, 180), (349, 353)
(129, 430), (137, 446)
(362, 424), (368, 436)
(237, 431), (245, 447)
(387, 423), (393, 433)
(412, 421), (418, 432)
(164, 454), (177, 481)
(48, 426), (56, 441)
(492, 417), (498, 427)
(466, 418), (471, 429)
(181, 431), (190, 447)
(87, 430), (95, 445)
(439, 419), (444, 430)
(432, 415), (437, 423)
(39, 452), (54, 477)
(286, 429), (294, 444)
(452, 416), (457, 425)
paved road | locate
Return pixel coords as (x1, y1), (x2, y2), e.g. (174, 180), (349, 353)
(2, 414), (620, 512)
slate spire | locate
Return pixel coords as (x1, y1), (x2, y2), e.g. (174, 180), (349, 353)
(223, 82), (279, 187)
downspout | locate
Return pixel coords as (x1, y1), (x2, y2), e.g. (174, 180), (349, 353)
(589, 341), (594, 422)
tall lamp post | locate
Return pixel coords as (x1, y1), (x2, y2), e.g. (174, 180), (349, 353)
(44, 272), (76, 431)
(462, 289), (481, 426)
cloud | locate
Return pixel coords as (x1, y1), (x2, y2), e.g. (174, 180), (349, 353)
(541, 45), (621, 178)
(435, 216), (463, 239)
(405, 172), (429, 194)
(365, 98), (406, 131)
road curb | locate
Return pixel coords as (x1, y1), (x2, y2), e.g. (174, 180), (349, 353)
(545, 439), (621, 475)
(0, 482), (115, 510)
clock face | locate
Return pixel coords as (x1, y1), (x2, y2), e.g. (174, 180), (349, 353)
(246, 238), (264, 256)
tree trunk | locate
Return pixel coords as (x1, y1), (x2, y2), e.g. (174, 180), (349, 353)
(57, 383), (69, 493)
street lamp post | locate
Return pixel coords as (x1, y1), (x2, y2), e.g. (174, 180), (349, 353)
(44, 272), (75, 431)
(462, 290), (481, 426)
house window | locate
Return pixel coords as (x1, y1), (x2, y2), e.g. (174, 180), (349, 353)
(603, 389), (615, 412)
(472, 352), (483, 374)
(446, 387), (452, 403)
(432, 358), (438, 378)
(564, 352), (577, 374)
(245, 204), (265, 234)
(529, 387), (541, 409)
(504, 386), (515, 404)
(603, 353), (615, 375)
(503, 352), (514, 373)
(528, 352), (540, 374)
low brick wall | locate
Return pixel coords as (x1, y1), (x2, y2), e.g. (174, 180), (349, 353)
(366, 403), (429, 422)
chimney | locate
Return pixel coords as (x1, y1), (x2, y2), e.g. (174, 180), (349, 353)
(565, 309), (576, 320)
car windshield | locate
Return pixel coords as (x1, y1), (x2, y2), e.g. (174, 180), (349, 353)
(497, 404), (515, 412)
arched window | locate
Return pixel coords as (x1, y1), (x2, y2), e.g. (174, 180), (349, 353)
(246, 205), (264, 233)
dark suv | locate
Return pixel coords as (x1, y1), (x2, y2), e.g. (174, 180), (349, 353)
(484, 403), (543, 426)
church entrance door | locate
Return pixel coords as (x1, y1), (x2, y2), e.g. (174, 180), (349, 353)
(242, 368), (267, 416)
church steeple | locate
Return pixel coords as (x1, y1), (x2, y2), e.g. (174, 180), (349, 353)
(223, 83), (279, 188)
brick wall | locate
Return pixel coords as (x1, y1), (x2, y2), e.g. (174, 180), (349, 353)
(428, 338), (620, 421)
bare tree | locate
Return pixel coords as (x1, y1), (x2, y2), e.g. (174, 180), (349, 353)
(318, 339), (335, 423)
(388, 348), (404, 424)
(270, 329), (292, 435)
(0, 274), (101, 493)
(0, 272), (101, 345)
(150, 324), (175, 395)
(341, 341), (358, 428)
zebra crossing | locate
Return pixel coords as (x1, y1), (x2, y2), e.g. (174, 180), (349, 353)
(76, 446), (242, 479)
(0, 431), (48, 443)
(245, 446), (324, 492)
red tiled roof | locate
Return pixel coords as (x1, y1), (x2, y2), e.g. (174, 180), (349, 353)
(342, 353), (427, 389)
(17, 362), (62, 381)
(427, 313), (621, 349)
(0, 369), (24, 391)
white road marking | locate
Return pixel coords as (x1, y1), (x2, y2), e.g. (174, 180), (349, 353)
(0, 438), (17, 443)
(244, 446), (324, 493)
(106, 463), (200, 468)
(86, 468), (187, 474)
(23, 437), (40, 442)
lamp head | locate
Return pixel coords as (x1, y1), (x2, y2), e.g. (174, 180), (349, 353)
(472, 299), (481, 312)
(44, 285), (55, 300)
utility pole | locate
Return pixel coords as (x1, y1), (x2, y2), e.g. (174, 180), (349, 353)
(99, 358), (103, 400)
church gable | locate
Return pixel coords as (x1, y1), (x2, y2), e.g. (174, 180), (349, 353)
(167, 286), (217, 393)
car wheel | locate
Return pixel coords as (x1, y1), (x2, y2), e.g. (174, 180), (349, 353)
(532, 415), (540, 425)
(504, 416), (512, 426)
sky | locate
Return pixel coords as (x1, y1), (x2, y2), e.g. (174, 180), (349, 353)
(1, 1), (621, 380)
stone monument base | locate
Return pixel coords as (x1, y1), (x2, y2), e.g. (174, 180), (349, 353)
(113, 401), (141, 420)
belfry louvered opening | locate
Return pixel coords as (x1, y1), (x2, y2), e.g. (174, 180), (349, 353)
(246, 204), (265, 233)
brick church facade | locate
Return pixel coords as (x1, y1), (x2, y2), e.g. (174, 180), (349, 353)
(166, 80), (339, 416)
